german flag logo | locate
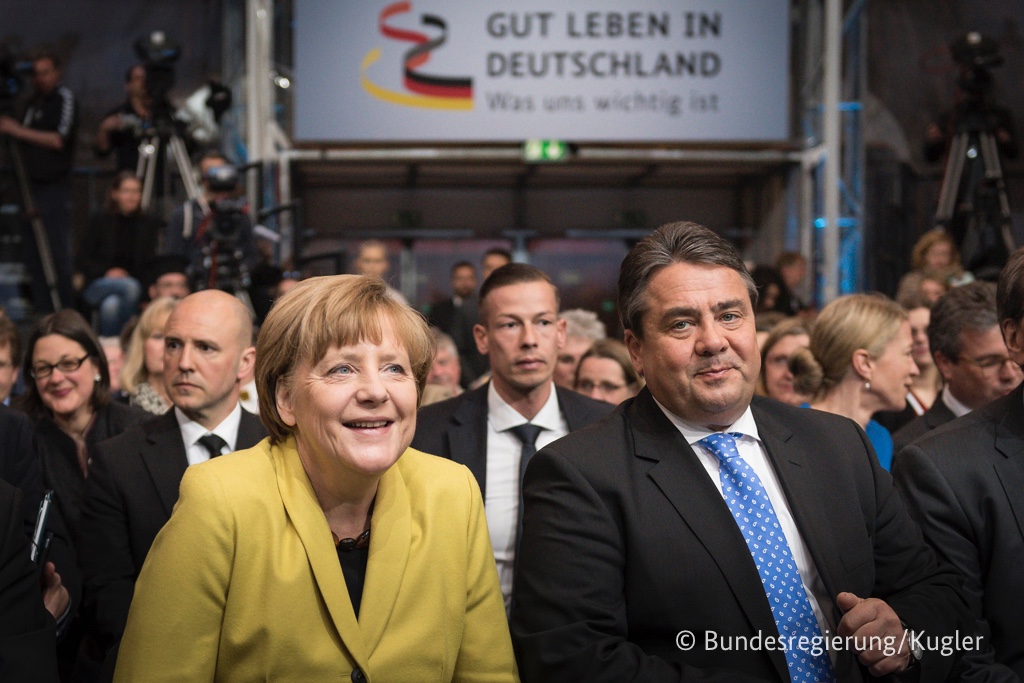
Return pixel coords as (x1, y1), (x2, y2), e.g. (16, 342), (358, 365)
(361, 2), (474, 110)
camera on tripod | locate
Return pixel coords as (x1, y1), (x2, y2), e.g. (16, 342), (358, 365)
(0, 49), (33, 117)
(950, 31), (1002, 95)
(205, 164), (248, 245)
(134, 31), (180, 134)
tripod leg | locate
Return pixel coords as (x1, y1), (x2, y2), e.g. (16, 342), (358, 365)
(4, 138), (62, 312)
(935, 133), (969, 224)
(977, 131), (1016, 253)
(139, 136), (160, 212)
(168, 136), (203, 205)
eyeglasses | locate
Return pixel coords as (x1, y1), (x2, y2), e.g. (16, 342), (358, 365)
(31, 354), (90, 379)
(957, 354), (1017, 371)
(577, 380), (627, 394)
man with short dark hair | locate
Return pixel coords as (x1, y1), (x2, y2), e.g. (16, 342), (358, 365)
(79, 290), (267, 657)
(0, 51), (78, 310)
(894, 247), (1024, 678)
(94, 64), (152, 172)
(481, 248), (511, 280)
(413, 263), (611, 611)
(512, 222), (968, 682)
(893, 281), (1022, 451)
(430, 261), (486, 386)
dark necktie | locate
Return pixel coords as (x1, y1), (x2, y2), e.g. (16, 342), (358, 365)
(197, 433), (228, 460)
(700, 432), (835, 683)
(509, 423), (544, 567)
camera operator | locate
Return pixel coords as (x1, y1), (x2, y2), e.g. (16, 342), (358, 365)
(162, 151), (257, 291)
(93, 64), (152, 173)
(0, 50), (77, 311)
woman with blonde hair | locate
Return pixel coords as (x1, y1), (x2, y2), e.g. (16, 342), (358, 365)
(120, 297), (177, 414)
(115, 275), (517, 682)
(790, 294), (919, 470)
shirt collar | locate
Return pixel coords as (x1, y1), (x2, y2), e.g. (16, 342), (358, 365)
(488, 381), (563, 433)
(940, 385), (974, 418)
(174, 403), (243, 451)
(651, 396), (762, 446)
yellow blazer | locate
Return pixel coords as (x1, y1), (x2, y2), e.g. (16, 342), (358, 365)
(115, 437), (518, 682)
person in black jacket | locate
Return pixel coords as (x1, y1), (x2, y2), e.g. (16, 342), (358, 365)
(0, 51), (78, 311)
(77, 172), (162, 337)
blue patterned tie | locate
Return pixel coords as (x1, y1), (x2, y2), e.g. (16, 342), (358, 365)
(700, 433), (835, 683)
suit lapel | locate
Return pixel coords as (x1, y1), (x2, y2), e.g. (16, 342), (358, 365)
(449, 387), (489, 496)
(359, 457), (411, 656)
(274, 437), (368, 668)
(751, 403), (847, 617)
(630, 391), (789, 680)
(236, 410), (267, 449)
(924, 400), (955, 429)
(140, 412), (189, 517)
(991, 389), (1024, 539)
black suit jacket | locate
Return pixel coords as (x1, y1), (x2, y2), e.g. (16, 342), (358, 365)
(891, 398), (956, 453)
(0, 480), (59, 682)
(35, 401), (146, 544)
(411, 384), (612, 497)
(511, 389), (967, 682)
(894, 384), (1024, 680)
(428, 297), (488, 386)
(78, 408), (267, 647)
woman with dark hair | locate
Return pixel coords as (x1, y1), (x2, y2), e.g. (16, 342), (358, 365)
(77, 172), (162, 336)
(574, 339), (643, 406)
(18, 309), (145, 540)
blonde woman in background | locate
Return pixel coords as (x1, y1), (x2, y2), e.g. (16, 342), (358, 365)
(120, 297), (177, 415)
(790, 294), (918, 471)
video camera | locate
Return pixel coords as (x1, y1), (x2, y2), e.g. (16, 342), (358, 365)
(134, 31), (181, 132)
(950, 32), (1003, 96)
(0, 48), (33, 116)
(203, 164), (249, 248)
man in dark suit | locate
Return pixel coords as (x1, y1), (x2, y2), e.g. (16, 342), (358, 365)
(429, 261), (487, 387)
(413, 264), (611, 611)
(894, 247), (1024, 679)
(511, 222), (968, 682)
(893, 281), (1022, 452)
(0, 479), (59, 682)
(78, 290), (266, 653)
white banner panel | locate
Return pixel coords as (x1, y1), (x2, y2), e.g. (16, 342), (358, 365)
(294, 0), (790, 142)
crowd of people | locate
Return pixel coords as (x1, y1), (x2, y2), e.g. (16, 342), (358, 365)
(1, 45), (1022, 683)
(0, 218), (1020, 682)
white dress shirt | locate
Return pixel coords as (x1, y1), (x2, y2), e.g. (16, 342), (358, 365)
(175, 403), (243, 466)
(654, 398), (838, 655)
(485, 382), (569, 611)
(940, 384), (974, 418)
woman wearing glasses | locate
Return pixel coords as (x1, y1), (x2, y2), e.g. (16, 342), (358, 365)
(17, 310), (145, 542)
(573, 339), (643, 406)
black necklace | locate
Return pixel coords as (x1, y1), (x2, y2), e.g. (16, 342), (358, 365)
(336, 528), (370, 552)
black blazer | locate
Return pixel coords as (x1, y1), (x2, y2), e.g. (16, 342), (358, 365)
(894, 384), (1024, 680)
(0, 480), (59, 682)
(511, 389), (968, 682)
(35, 401), (146, 544)
(411, 384), (613, 497)
(891, 397), (956, 453)
(78, 408), (267, 647)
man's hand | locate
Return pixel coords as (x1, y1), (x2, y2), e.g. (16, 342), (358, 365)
(836, 592), (911, 676)
(0, 115), (20, 136)
(41, 561), (70, 620)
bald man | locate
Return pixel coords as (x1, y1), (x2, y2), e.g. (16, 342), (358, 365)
(78, 291), (268, 661)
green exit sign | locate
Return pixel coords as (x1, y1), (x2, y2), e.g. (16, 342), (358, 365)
(524, 139), (570, 162)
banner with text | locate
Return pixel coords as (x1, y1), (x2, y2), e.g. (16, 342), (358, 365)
(294, 0), (790, 142)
